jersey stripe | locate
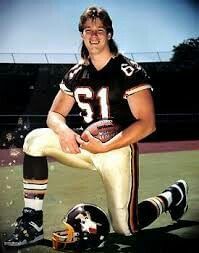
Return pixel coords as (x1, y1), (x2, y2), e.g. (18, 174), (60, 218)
(60, 82), (73, 96)
(123, 84), (152, 99)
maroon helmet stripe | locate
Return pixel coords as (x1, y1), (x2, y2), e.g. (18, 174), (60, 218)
(128, 143), (139, 233)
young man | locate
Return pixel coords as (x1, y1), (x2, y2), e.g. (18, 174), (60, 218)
(4, 6), (188, 247)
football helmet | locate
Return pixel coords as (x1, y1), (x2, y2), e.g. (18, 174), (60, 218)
(52, 203), (110, 250)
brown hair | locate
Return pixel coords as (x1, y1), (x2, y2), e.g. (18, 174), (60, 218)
(78, 6), (118, 60)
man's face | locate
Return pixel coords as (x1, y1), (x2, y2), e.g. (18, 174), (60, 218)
(81, 18), (110, 56)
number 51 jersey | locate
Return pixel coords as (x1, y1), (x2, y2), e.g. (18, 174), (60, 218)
(60, 54), (152, 130)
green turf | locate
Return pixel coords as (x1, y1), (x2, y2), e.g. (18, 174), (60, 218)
(0, 150), (199, 252)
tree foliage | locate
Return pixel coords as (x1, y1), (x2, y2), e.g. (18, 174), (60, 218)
(170, 37), (199, 68)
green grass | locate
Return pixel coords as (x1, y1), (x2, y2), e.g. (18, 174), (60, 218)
(0, 150), (199, 253)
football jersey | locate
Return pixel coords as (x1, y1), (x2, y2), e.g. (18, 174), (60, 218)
(60, 54), (152, 130)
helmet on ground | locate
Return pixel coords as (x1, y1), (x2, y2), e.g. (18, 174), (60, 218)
(52, 203), (110, 250)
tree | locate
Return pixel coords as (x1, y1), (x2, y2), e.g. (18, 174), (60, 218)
(170, 37), (199, 69)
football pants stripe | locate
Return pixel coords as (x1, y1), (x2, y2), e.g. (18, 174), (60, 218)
(128, 143), (139, 233)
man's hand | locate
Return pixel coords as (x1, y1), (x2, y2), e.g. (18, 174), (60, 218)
(76, 131), (108, 154)
(58, 127), (80, 154)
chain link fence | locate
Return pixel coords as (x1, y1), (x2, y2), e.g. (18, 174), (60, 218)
(0, 52), (173, 64)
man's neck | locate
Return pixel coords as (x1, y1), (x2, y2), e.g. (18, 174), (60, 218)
(89, 52), (113, 71)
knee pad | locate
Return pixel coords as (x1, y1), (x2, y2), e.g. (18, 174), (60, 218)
(23, 128), (59, 156)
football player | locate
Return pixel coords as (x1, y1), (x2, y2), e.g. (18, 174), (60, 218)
(4, 6), (188, 248)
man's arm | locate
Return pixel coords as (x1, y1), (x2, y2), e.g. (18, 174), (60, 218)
(77, 88), (156, 153)
(47, 90), (81, 154)
(105, 88), (156, 150)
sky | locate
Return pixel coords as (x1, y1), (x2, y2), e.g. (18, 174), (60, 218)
(0, 0), (198, 54)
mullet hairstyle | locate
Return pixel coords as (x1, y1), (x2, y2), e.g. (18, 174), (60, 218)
(78, 6), (119, 61)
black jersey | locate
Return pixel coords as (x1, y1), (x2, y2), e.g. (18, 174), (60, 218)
(60, 54), (151, 130)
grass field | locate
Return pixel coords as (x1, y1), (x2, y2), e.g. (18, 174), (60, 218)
(0, 149), (199, 253)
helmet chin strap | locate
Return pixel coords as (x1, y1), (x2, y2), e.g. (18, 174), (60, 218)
(52, 222), (77, 250)
(52, 203), (110, 250)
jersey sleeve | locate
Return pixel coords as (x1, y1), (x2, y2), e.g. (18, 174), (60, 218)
(59, 64), (82, 97)
(122, 59), (152, 99)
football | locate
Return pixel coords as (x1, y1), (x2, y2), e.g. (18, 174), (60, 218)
(81, 119), (121, 143)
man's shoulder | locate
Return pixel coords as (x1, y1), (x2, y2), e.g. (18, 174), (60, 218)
(114, 54), (143, 78)
(67, 63), (82, 77)
(117, 54), (140, 68)
(65, 61), (88, 81)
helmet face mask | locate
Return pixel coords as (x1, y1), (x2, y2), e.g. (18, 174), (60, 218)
(52, 203), (110, 250)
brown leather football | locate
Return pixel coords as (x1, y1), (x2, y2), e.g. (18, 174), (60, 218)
(81, 119), (121, 143)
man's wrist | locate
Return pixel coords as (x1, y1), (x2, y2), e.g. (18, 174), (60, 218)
(103, 142), (113, 153)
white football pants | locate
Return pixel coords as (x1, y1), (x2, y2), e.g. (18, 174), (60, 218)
(23, 128), (139, 235)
